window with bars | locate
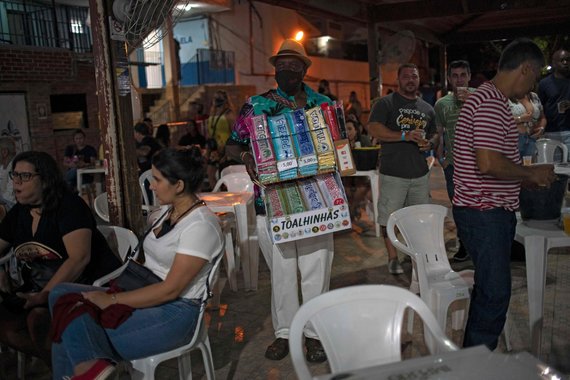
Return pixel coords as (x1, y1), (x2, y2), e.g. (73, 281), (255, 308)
(0, 0), (92, 53)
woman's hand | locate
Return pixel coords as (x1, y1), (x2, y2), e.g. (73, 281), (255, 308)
(82, 290), (115, 310)
(17, 291), (49, 309)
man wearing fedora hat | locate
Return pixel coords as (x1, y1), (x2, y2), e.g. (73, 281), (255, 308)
(229, 39), (333, 362)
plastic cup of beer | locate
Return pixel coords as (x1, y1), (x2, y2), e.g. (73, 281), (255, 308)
(456, 87), (468, 102)
(562, 208), (570, 235)
(522, 155), (532, 166)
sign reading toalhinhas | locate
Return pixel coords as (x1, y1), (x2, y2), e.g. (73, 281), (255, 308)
(268, 204), (351, 243)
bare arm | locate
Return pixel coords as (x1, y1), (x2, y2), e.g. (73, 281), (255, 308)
(368, 121), (426, 144)
(476, 149), (555, 186)
(83, 253), (208, 309)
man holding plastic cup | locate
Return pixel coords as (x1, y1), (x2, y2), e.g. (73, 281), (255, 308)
(434, 60), (475, 262)
(368, 63), (438, 275)
(229, 39), (332, 363)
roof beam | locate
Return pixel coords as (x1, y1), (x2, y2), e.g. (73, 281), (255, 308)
(370, 0), (564, 22)
(442, 21), (570, 44)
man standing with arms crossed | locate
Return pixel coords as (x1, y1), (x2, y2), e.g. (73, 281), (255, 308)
(435, 60), (473, 261)
(453, 39), (556, 349)
(368, 63), (438, 274)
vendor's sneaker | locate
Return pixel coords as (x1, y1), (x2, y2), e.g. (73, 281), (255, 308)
(388, 259), (404, 275)
(264, 338), (289, 360)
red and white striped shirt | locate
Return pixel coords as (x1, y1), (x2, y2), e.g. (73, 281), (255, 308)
(453, 81), (521, 211)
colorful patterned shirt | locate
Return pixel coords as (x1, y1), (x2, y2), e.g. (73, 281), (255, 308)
(230, 84), (331, 212)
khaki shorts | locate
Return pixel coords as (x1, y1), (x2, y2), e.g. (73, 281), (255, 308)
(378, 173), (430, 226)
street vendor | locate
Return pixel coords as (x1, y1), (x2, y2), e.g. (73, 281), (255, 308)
(230, 39), (333, 363)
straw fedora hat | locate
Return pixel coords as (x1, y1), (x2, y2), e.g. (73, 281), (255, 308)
(269, 39), (312, 68)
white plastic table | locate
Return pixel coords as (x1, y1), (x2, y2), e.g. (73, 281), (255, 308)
(198, 191), (259, 291)
(514, 216), (570, 357)
(314, 345), (562, 380)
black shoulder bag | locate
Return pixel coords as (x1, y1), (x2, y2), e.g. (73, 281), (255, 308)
(111, 208), (170, 291)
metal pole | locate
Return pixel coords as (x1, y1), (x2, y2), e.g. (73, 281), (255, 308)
(367, 9), (379, 100)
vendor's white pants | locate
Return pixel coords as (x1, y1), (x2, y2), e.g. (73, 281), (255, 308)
(257, 215), (334, 339)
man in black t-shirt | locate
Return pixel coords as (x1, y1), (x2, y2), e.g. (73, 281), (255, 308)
(178, 120), (206, 148)
(368, 63), (438, 275)
(63, 129), (97, 189)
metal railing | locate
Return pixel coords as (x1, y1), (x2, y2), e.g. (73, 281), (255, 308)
(181, 48), (235, 85)
(0, 0), (92, 53)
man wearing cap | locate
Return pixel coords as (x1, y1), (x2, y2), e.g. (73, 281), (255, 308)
(230, 39), (332, 362)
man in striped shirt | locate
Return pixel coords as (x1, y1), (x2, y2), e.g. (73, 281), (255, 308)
(453, 39), (556, 350)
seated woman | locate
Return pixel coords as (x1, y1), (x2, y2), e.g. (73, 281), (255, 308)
(343, 115), (376, 231)
(0, 151), (121, 366)
(49, 147), (224, 380)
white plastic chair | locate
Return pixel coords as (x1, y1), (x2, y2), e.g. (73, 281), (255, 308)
(93, 226), (139, 287)
(93, 192), (110, 223)
(219, 164), (247, 178)
(130, 251), (224, 380)
(535, 138), (568, 163)
(289, 285), (458, 380)
(386, 204), (471, 351)
(212, 172), (254, 193)
(139, 169), (159, 212)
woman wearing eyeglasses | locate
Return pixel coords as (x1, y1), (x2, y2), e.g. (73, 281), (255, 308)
(0, 151), (121, 367)
(49, 147), (224, 380)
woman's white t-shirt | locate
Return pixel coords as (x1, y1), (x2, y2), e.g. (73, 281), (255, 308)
(143, 205), (223, 300)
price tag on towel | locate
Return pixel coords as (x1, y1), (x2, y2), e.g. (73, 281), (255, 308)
(277, 158), (298, 172)
(299, 155), (318, 168)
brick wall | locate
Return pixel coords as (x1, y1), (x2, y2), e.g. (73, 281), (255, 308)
(0, 45), (100, 168)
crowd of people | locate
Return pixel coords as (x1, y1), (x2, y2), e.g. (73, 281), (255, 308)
(0, 36), (568, 379)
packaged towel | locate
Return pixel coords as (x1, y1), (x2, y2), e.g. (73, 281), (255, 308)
(305, 107), (336, 172)
(285, 109), (318, 177)
(267, 114), (298, 181)
(248, 114), (279, 184)
(298, 178), (326, 210)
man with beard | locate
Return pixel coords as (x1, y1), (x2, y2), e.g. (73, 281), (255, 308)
(230, 39), (332, 363)
(539, 48), (570, 158)
(368, 63), (438, 274)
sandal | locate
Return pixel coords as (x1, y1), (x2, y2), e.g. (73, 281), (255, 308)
(305, 337), (327, 363)
(265, 338), (289, 360)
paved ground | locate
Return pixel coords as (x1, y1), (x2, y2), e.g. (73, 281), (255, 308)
(2, 165), (569, 379)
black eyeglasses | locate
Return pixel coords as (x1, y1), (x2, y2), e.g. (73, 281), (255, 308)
(9, 171), (40, 182)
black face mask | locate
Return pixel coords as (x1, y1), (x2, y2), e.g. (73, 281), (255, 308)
(275, 70), (304, 96)
(214, 98), (225, 107)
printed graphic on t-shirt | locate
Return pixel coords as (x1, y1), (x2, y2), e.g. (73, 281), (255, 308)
(15, 242), (62, 261)
(396, 107), (429, 131)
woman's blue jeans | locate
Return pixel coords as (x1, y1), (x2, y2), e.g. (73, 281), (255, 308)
(49, 283), (201, 379)
(518, 134), (537, 158)
(452, 206), (516, 350)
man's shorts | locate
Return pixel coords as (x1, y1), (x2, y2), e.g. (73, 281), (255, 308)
(377, 173), (430, 226)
